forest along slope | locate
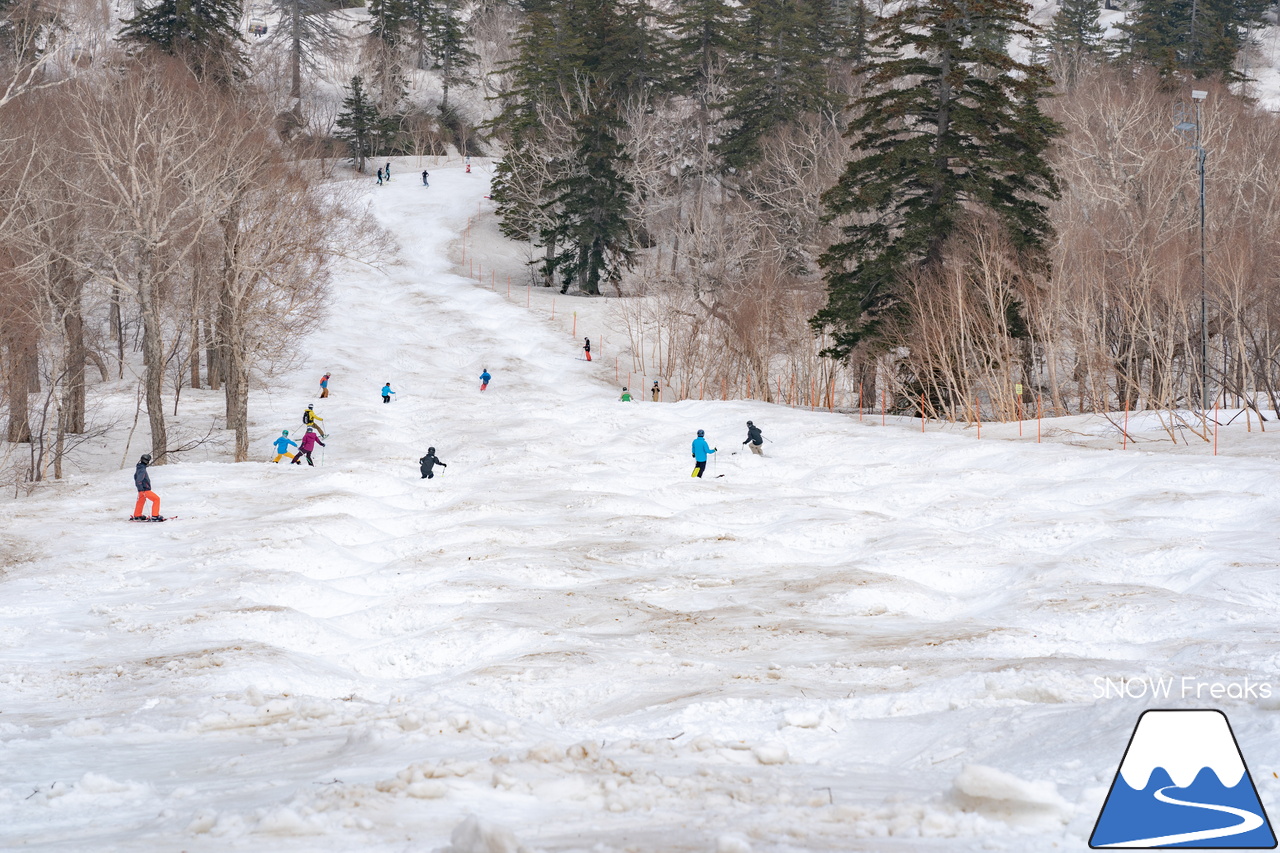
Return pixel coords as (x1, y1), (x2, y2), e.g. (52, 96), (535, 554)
(3, 163), (1280, 851)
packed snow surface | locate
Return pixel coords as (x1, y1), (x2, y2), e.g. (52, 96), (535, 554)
(4, 160), (1280, 852)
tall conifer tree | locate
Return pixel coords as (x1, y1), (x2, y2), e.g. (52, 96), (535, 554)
(815, 0), (1060, 354)
(119, 0), (247, 82)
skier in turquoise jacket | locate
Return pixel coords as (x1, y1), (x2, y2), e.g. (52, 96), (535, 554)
(691, 429), (716, 478)
(271, 431), (298, 463)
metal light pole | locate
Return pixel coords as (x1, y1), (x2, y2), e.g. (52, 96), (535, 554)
(1175, 89), (1210, 410)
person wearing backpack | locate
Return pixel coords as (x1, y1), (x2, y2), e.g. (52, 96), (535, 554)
(302, 404), (326, 437)
(418, 447), (447, 479)
(272, 430), (298, 463)
(290, 428), (325, 466)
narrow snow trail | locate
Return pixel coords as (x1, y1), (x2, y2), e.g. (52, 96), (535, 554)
(5, 164), (1280, 851)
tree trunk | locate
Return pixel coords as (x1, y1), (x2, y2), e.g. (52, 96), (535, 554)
(60, 265), (86, 434)
(4, 334), (33, 443)
(206, 311), (221, 391)
(220, 204), (251, 462)
(135, 250), (169, 462)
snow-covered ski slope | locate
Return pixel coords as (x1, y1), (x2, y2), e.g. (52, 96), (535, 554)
(6, 163), (1280, 852)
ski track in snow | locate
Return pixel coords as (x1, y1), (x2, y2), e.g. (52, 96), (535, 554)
(4, 164), (1280, 851)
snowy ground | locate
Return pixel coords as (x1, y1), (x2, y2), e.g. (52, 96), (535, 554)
(5, 161), (1280, 852)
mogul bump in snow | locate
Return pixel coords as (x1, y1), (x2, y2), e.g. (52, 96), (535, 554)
(691, 430), (716, 478)
(479, 369), (491, 391)
(131, 454), (163, 521)
(290, 428), (325, 466)
(743, 421), (764, 456)
(381, 382), (396, 404)
(418, 447), (447, 479)
(302, 403), (326, 436)
(271, 430), (298, 463)
(583, 337), (591, 362)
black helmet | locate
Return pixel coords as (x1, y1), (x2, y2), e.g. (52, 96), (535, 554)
(140, 453), (151, 464)
(747, 420), (753, 426)
(308, 404), (314, 409)
(428, 446), (435, 453)
(697, 429), (704, 437)
(622, 387), (628, 391)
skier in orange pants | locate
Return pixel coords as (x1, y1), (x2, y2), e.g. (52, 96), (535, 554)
(131, 454), (163, 520)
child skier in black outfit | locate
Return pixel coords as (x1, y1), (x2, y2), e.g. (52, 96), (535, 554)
(419, 447), (447, 479)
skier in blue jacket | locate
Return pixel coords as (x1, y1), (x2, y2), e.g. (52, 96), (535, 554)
(271, 430), (298, 463)
(381, 383), (396, 404)
(691, 429), (716, 478)
(479, 369), (491, 391)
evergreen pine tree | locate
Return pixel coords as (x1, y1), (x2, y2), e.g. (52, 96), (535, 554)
(119, 0), (247, 83)
(492, 0), (661, 294)
(718, 0), (839, 170)
(335, 75), (387, 173)
(425, 0), (477, 111)
(265, 0), (345, 126)
(543, 107), (636, 295)
(1046, 0), (1106, 57)
(814, 0), (1060, 355)
(1122, 0), (1269, 79)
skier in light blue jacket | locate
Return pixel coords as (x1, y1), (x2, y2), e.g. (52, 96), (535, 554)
(381, 383), (396, 404)
(272, 430), (298, 463)
(691, 429), (716, 478)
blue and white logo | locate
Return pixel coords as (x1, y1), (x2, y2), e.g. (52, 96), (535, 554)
(1091, 709), (1276, 848)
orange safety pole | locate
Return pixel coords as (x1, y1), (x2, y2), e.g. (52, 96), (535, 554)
(776, 377), (783, 402)
(1123, 400), (1129, 450)
(722, 377), (726, 401)
(1037, 396), (1042, 443)
(977, 405), (981, 439)
(881, 389), (885, 426)
(810, 376), (816, 410)
(572, 312), (576, 337)
(1018, 400), (1023, 437)
(829, 378), (835, 412)
(921, 394), (925, 432)
(791, 374), (796, 406)
(478, 262), (482, 281)
(526, 285), (530, 308)
(470, 258), (474, 278)
(747, 374), (752, 399)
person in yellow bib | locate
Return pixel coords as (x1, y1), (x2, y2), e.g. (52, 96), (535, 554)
(272, 430), (298, 462)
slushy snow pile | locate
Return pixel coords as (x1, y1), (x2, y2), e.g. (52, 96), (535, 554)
(3, 159), (1280, 852)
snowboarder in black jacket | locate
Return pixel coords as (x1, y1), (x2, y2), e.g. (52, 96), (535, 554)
(743, 421), (764, 456)
(419, 447), (447, 479)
